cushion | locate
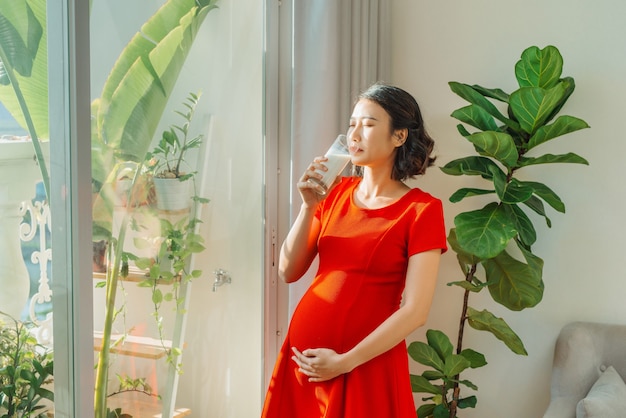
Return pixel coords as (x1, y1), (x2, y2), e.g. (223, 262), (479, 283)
(576, 366), (626, 418)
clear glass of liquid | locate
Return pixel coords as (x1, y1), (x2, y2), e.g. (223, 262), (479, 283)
(307, 134), (351, 195)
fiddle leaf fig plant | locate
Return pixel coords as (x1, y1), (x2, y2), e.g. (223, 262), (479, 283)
(410, 45), (589, 418)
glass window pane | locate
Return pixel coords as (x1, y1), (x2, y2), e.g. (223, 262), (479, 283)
(89, 1), (264, 416)
(0, 1), (55, 415)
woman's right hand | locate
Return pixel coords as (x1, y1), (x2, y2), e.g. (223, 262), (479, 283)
(297, 156), (330, 207)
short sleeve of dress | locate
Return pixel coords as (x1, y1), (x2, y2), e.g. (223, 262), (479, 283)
(314, 177), (353, 221)
(408, 197), (448, 256)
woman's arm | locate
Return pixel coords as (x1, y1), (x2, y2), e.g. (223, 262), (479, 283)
(278, 155), (337, 283)
(278, 203), (322, 283)
(292, 248), (442, 380)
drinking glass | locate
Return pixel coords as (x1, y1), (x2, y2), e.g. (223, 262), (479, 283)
(307, 134), (351, 195)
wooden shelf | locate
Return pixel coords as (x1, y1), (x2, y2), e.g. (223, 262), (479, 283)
(107, 391), (191, 417)
(94, 332), (172, 360)
(93, 270), (148, 283)
(93, 269), (180, 284)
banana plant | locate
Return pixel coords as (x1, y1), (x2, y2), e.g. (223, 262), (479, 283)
(410, 45), (589, 418)
(0, 0), (50, 197)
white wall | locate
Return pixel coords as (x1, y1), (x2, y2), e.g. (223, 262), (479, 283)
(391, 1), (626, 416)
(91, 1), (264, 416)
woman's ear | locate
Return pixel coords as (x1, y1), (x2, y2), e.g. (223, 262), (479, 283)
(393, 128), (408, 147)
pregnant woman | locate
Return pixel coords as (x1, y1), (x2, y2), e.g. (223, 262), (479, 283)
(262, 83), (447, 418)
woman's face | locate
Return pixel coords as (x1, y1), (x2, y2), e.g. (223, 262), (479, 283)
(347, 99), (402, 170)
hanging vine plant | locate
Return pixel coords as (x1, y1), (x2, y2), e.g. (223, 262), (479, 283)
(409, 45), (589, 418)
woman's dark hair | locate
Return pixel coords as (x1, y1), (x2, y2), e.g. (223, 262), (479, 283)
(356, 82), (436, 181)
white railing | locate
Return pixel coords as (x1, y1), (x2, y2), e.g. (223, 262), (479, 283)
(20, 199), (53, 344)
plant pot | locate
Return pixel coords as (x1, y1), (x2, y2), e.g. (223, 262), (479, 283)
(152, 177), (192, 211)
(0, 139), (49, 318)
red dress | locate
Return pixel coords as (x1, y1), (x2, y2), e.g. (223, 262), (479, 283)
(262, 177), (447, 418)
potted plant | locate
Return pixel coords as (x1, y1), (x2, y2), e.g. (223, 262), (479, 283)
(0, 311), (54, 418)
(132, 203), (206, 372)
(146, 91), (204, 211)
(409, 45), (589, 417)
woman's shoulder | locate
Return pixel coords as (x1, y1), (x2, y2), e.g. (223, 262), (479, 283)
(405, 186), (444, 206)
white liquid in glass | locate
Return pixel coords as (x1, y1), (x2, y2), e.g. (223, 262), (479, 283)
(308, 135), (351, 195)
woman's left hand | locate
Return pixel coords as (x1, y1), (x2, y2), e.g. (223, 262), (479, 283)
(291, 347), (352, 382)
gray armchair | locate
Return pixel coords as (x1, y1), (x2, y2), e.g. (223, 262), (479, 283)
(543, 321), (626, 418)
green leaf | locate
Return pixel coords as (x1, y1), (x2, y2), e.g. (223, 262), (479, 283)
(518, 152), (589, 168)
(458, 380), (478, 391)
(527, 115), (590, 150)
(423, 370), (445, 380)
(440, 156), (500, 179)
(467, 131), (519, 168)
(469, 84), (510, 102)
(458, 395), (478, 409)
(152, 288), (163, 304)
(514, 240), (545, 276)
(433, 404), (450, 418)
(467, 307), (528, 355)
(0, 0), (40, 76)
(456, 123), (472, 138)
(407, 341), (445, 371)
(410, 374), (440, 395)
(447, 228), (482, 266)
(459, 348), (487, 368)
(449, 188), (495, 203)
(426, 329), (453, 360)
(454, 203), (518, 259)
(504, 204), (537, 247)
(448, 280), (484, 293)
(490, 166), (534, 204)
(36, 387), (54, 402)
(484, 249), (544, 311)
(19, 369), (35, 382)
(0, 0), (48, 137)
(524, 181), (565, 213)
(522, 195), (552, 227)
(514, 45), (563, 89)
(443, 354), (471, 377)
(451, 104), (499, 132)
(449, 81), (519, 131)
(545, 77), (576, 124)
(134, 257), (153, 271)
(510, 84), (567, 135)
(417, 403), (436, 418)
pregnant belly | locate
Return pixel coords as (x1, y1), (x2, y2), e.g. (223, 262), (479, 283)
(288, 272), (396, 352)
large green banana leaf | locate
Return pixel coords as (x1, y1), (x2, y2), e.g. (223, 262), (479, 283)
(0, 0), (48, 139)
